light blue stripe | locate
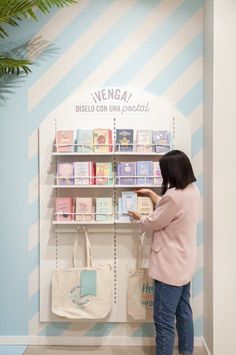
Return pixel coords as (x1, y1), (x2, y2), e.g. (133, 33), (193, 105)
(194, 315), (203, 337)
(85, 323), (117, 336)
(105, 0), (204, 86)
(197, 220), (203, 247)
(191, 127), (203, 156)
(0, 100), (31, 335)
(1, 8), (59, 45)
(40, 322), (71, 336)
(196, 173), (203, 195)
(28, 0), (161, 130)
(132, 323), (155, 337)
(0, 346), (27, 355)
(192, 268), (203, 297)
(28, 0), (114, 86)
(147, 35), (203, 95)
(176, 80), (203, 115)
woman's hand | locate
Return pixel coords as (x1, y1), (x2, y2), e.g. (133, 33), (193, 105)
(135, 188), (152, 196)
(128, 211), (141, 220)
(135, 188), (160, 206)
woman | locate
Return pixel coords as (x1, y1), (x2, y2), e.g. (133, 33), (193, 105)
(128, 150), (200, 355)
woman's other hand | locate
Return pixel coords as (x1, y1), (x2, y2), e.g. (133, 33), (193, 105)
(128, 211), (141, 220)
(135, 188), (152, 196)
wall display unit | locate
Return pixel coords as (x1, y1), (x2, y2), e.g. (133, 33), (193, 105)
(39, 88), (191, 322)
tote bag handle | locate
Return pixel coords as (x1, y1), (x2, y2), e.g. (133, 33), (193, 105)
(73, 226), (92, 268)
(137, 232), (146, 270)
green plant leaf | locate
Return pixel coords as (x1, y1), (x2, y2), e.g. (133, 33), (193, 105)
(0, 56), (32, 76)
(0, 0), (76, 38)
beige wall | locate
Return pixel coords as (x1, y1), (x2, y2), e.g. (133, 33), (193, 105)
(203, 0), (213, 352)
(204, 0), (236, 354)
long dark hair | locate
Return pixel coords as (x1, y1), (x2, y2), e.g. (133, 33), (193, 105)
(159, 150), (196, 195)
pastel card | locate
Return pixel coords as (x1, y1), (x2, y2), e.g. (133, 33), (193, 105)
(136, 130), (153, 152)
(56, 130), (74, 152)
(118, 162), (136, 185)
(152, 130), (171, 153)
(76, 129), (93, 153)
(75, 198), (93, 222)
(121, 191), (138, 213)
(136, 161), (153, 185)
(116, 129), (134, 152)
(57, 163), (74, 185)
(55, 197), (73, 221)
(96, 197), (113, 221)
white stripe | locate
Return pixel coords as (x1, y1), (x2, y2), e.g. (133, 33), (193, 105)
(28, 175), (39, 205)
(192, 150), (203, 178)
(28, 313), (46, 335)
(192, 292), (203, 320)
(28, 267), (39, 298)
(129, 8), (203, 88)
(189, 104), (203, 134)
(163, 57), (203, 104)
(77, 0), (182, 92)
(28, 0), (137, 111)
(28, 0), (90, 61)
(202, 338), (212, 355)
(28, 129), (38, 160)
(28, 220), (39, 252)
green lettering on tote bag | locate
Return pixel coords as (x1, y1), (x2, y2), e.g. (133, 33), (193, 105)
(80, 270), (97, 297)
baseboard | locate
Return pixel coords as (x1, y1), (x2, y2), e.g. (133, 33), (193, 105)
(202, 337), (212, 355)
(0, 336), (203, 347)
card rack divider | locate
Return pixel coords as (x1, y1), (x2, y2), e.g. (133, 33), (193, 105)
(54, 117), (58, 270)
(113, 117), (117, 305)
(172, 116), (175, 148)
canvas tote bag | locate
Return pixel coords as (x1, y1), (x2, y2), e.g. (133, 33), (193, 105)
(52, 226), (112, 319)
(128, 232), (154, 320)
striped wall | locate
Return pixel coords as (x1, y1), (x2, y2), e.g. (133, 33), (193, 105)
(0, 0), (203, 341)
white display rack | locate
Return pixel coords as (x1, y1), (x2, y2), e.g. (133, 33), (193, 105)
(53, 211), (150, 225)
(55, 175), (163, 188)
(53, 142), (172, 155)
(39, 89), (191, 324)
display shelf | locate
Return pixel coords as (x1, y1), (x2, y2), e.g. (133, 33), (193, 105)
(53, 220), (135, 225)
(53, 184), (114, 188)
(53, 220), (115, 225)
(52, 152), (166, 156)
(54, 141), (171, 156)
(53, 184), (161, 189)
(115, 184), (161, 188)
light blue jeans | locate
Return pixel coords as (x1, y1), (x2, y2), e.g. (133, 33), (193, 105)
(154, 280), (194, 355)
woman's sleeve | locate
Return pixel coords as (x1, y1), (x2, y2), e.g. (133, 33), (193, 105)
(138, 194), (178, 233)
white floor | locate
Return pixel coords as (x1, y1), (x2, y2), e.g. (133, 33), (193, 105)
(23, 345), (208, 355)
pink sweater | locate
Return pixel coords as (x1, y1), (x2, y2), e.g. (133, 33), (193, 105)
(139, 183), (200, 286)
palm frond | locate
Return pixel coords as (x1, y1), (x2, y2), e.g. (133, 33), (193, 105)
(0, 0), (76, 38)
(0, 56), (32, 76)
